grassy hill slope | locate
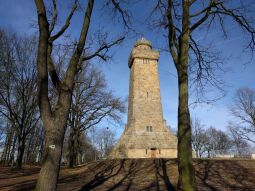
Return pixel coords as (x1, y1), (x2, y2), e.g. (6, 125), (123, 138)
(1, 159), (255, 191)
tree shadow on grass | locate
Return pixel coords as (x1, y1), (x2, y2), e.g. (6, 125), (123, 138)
(3, 159), (253, 191)
(79, 159), (176, 191)
(154, 159), (176, 191)
(0, 179), (36, 191)
(0, 166), (40, 179)
(194, 159), (255, 191)
(80, 159), (126, 190)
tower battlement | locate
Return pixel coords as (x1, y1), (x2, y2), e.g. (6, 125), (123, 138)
(128, 38), (159, 68)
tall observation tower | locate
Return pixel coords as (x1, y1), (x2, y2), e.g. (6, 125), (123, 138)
(110, 38), (177, 158)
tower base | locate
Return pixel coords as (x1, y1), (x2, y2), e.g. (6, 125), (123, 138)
(109, 128), (177, 159)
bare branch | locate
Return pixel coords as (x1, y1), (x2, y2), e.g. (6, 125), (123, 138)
(34, 0), (52, 120)
(190, 1), (222, 32)
(63, 0), (94, 90)
(50, 1), (78, 41)
(167, 0), (179, 65)
(83, 36), (124, 61)
(215, 3), (255, 50)
(47, 43), (61, 91)
(229, 87), (255, 143)
(49, 0), (57, 33)
(110, 0), (130, 28)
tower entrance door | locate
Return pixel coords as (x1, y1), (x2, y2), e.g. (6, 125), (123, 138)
(151, 148), (157, 158)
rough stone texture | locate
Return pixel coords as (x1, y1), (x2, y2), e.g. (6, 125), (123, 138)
(110, 38), (177, 158)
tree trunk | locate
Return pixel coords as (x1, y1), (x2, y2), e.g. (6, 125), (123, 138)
(68, 136), (75, 168)
(1, 128), (12, 164)
(35, 120), (66, 191)
(16, 137), (26, 169)
(1, 127), (14, 164)
(176, 1), (197, 190)
(68, 128), (79, 168)
(31, 130), (42, 164)
(1, 139), (8, 164)
(177, 71), (197, 191)
(78, 152), (83, 165)
(9, 134), (17, 167)
(35, 126), (45, 164)
(34, 0), (94, 189)
(25, 131), (34, 164)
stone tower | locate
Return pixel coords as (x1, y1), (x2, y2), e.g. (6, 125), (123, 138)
(110, 38), (177, 158)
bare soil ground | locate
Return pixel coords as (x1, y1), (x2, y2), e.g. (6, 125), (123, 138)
(0, 159), (255, 191)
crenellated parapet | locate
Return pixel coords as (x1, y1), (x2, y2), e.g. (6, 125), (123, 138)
(128, 38), (159, 68)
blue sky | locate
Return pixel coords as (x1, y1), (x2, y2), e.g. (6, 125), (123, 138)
(1, 0), (254, 138)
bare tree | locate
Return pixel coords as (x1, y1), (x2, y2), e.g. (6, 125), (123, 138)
(204, 126), (232, 157)
(148, 1), (255, 189)
(34, 0), (128, 190)
(0, 117), (5, 147)
(91, 127), (116, 159)
(213, 129), (232, 155)
(191, 118), (207, 158)
(0, 124), (16, 165)
(229, 87), (255, 143)
(204, 127), (217, 158)
(228, 127), (251, 155)
(0, 29), (39, 168)
(67, 64), (125, 167)
(24, 122), (45, 164)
